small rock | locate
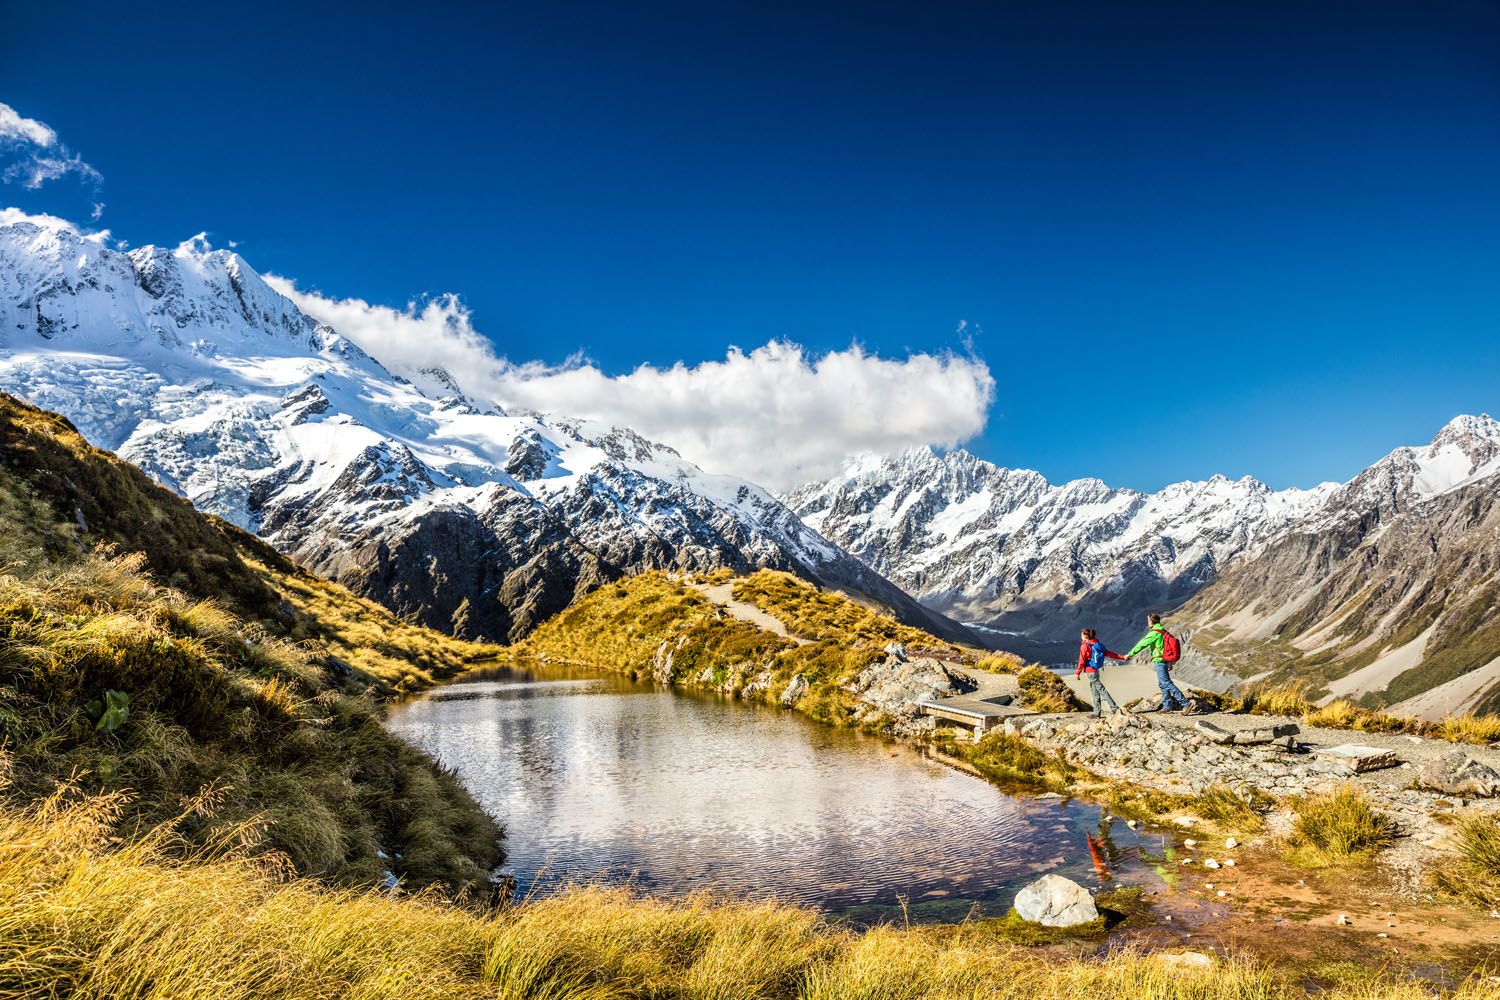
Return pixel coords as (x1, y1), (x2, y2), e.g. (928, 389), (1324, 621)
(1013, 874), (1099, 928)
(1173, 816), (1198, 828)
(1337, 914), (1350, 926)
(1184, 838), (1198, 848)
(1223, 859), (1236, 867)
(1203, 858), (1221, 870)
(1217, 890), (1227, 897)
(1225, 837), (1239, 849)
(1378, 933), (1389, 939)
(1126, 819), (1138, 828)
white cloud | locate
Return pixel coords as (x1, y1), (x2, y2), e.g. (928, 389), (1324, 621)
(266, 276), (995, 489)
(0, 102), (102, 191)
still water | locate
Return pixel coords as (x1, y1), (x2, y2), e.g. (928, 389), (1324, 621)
(386, 661), (1170, 923)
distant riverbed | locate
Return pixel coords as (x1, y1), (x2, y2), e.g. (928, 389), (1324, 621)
(386, 661), (1171, 924)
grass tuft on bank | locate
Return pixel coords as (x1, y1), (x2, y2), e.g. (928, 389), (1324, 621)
(1432, 813), (1500, 909)
(8, 786), (1497, 1000)
(1284, 785), (1396, 868)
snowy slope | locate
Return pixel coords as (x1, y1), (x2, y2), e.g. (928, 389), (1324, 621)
(784, 447), (1337, 655)
(786, 417), (1500, 662)
(0, 213), (971, 644)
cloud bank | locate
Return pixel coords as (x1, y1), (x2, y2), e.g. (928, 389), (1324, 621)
(0, 103), (103, 211)
(266, 277), (994, 489)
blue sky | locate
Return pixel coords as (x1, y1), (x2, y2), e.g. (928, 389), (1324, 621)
(4, 0), (1498, 491)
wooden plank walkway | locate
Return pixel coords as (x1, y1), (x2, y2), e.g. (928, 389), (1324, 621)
(917, 695), (1025, 735)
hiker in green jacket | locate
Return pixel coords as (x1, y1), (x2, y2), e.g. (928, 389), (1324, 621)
(1128, 613), (1192, 713)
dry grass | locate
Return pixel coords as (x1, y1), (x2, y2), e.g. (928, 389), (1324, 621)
(0, 548), (500, 891)
(1436, 714), (1500, 746)
(1224, 682), (1500, 748)
(1284, 785), (1396, 868)
(1016, 666), (1087, 713)
(1192, 784), (1272, 834)
(1432, 813), (1500, 909)
(731, 570), (965, 655)
(2, 787), (1490, 1000)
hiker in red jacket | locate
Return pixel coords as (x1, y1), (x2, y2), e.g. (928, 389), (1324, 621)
(1076, 627), (1127, 717)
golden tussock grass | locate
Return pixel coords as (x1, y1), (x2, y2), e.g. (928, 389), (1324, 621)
(1432, 813), (1500, 909)
(1284, 785), (1396, 869)
(1225, 683), (1499, 748)
(3, 786), (1491, 1000)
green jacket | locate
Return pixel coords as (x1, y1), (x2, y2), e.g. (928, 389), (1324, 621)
(1128, 623), (1167, 663)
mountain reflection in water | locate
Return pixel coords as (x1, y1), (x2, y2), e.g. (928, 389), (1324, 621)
(386, 662), (1168, 923)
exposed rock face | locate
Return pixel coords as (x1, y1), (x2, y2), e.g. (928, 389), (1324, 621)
(0, 214), (975, 645)
(1013, 874), (1098, 927)
(788, 417), (1500, 710)
(847, 656), (970, 723)
(1180, 441), (1500, 714)
(784, 447), (1336, 661)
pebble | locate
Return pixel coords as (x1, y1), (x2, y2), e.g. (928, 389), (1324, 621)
(1223, 859), (1236, 867)
(1184, 838), (1198, 848)
(1217, 890), (1228, 898)
(1203, 858), (1221, 869)
(1337, 914), (1350, 926)
(1126, 819), (1138, 828)
(1225, 837), (1239, 849)
(1378, 933), (1389, 939)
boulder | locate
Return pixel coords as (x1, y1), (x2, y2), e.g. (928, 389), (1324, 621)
(780, 674), (809, 707)
(1313, 744), (1399, 774)
(1013, 874), (1099, 927)
(1195, 720), (1235, 745)
(1232, 723), (1300, 746)
(847, 656), (960, 716)
(1417, 750), (1500, 798)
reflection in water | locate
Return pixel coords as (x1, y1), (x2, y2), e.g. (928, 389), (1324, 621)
(386, 662), (1167, 922)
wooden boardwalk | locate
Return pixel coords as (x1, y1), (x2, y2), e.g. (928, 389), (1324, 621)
(917, 695), (1024, 736)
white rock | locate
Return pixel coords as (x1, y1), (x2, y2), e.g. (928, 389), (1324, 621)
(1203, 858), (1221, 869)
(1337, 914), (1350, 926)
(1225, 837), (1239, 849)
(1013, 874), (1099, 928)
(1184, 838), (1198, 848)
(1217, 890), (1227, 898)
(1223, 859), (1236, 867)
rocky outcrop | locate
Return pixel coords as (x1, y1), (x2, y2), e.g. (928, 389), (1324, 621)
(1418, 751), (1500, 798)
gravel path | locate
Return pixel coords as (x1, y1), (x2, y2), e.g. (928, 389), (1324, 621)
(685, 582), (812, 645)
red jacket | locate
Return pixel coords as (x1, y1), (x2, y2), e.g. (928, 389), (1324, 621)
(1076, 639), (1127, 676)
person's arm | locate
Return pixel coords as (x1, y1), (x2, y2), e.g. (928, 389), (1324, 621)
(1125, 633), (1152, 658)
(1104, 649), (1128, 661)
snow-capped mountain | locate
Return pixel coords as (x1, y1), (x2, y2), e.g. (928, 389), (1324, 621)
(0, 213), (973, 644)
(786, 417), (1500, 662)
(783, 447), (1338, 657)
(1181, 418), (1500, 717)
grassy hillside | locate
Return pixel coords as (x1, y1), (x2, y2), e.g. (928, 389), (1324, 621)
(0, 393), (502, 891)
(9, 788), (1496, 1000)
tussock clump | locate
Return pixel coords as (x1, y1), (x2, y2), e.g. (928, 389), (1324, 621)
(1432, 813), (1500, 909)
(1285, 785), (1395, 868)
(975, 651), (1024, 674)
(1193, 784), (1273, 832)
(1436, 714), (1500, 746)
(1016, 665), (1086, 713)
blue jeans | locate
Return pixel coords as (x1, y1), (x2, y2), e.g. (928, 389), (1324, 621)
(1086, 673), (1119, 715)
(1155, 662), (1189, 710)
